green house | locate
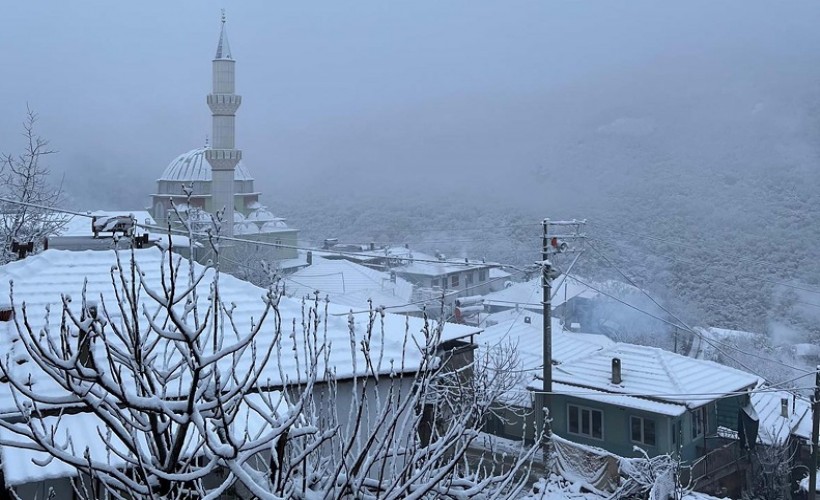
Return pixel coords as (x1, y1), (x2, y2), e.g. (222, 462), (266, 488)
(532, 343), (759, 464)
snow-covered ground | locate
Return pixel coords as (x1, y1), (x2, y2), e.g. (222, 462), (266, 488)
(520, 475), (729, 500)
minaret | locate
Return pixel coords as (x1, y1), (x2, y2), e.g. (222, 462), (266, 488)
(205, 10), (242, 237)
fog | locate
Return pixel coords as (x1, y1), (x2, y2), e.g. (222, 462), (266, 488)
(3, 1), (820, 341)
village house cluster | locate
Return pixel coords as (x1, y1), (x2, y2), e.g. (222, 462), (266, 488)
(0, 14), (815, 500)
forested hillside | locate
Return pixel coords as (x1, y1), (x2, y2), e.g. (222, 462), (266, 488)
(275, 53), (820, 346)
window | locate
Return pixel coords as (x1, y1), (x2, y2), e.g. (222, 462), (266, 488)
(451, 275), (459, 288)
(431, 278), (440, 289)
(567, 404), (603, 440)
(630, 416), (656, 446)
(691, 407), (705, 439)
(466, 272), (474, 286)
(479, 268), (488, 282)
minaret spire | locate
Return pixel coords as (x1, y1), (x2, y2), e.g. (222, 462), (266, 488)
(215, 9), (232, 60)
(205, 11), (242, 236)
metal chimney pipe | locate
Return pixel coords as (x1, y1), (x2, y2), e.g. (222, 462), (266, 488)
(781, 397), (789, 418)
(611, 358), (622, 385)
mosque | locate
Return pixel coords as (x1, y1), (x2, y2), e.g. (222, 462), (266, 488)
(149, 14), (299, 265)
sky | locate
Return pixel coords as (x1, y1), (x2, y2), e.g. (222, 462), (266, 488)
(2, 1), (820, 212)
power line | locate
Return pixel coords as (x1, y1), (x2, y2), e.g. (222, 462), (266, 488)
(582, 241), (812, 376)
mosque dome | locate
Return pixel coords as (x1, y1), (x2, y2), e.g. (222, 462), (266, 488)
(159, 148), (254, 182)
(261, 220), (289, 232)
(235, 222), (260, 235)
(247, 207), (276, 222)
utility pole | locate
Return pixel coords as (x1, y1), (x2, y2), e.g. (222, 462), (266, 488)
(541, 219), (552, 429)
(810, 365), (820, 500)
(538, 218), (585, 442)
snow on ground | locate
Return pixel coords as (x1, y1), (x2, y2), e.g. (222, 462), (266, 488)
(520, 475), (729, 499)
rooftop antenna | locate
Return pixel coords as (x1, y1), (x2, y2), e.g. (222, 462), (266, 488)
(221, 8), (226, 25)
(204, 134), (210, 148)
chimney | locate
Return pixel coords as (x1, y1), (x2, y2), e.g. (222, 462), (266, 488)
(611, 358), (622, 385)
(369, 242), (375, 251)
(404, 243), (409, 249)
(781, 398), (789, 418)
(524, 316), (531, 324)
(307, 251), (313, 265)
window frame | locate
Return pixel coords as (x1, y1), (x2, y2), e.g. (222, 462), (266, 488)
(451, 274), (460, 288)
(478, 268), (488, 282)
(691, 406), (706, 439)
(567, 404), (604, 441)
(630, 415), (656, 447)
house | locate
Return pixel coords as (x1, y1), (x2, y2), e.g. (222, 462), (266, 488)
(481, 274), (600, 328)
(530, 343), (759, 495)
(476, 312), (613, 441)
(319, 244), (503, 311)
(0, 248), (480, 496)
(284, 256), (420, 314)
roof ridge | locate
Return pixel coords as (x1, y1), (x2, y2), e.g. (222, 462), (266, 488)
(656, 348), (686, 395)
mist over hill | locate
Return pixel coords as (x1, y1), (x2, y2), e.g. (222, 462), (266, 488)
(265, 51), (820, 343)
(38, 3), (820, 348)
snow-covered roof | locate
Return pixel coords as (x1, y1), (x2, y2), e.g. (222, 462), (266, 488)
(286, 257), (416, 312)
(549, 343), (759, 409)
(482, 275), (598, 310)
(477, 314), (613, 408)
(0, 392), (282, 486)
(158, 148), (254, 182)
(391, 251), (495, 277)
(479, 314), (613, 370)
(751, 385), (811, 445)
(489, 268), (511, 280)
(0, 249), (479, 415)
(57, 211), (156, 238)
(553, 382), (687, 417)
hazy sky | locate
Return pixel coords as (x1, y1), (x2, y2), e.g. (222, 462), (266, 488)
(2, 1), (820, 211)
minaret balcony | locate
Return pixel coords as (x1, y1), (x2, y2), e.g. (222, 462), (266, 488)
(207, 94), (242, 115)
(205, 149), (242, 171)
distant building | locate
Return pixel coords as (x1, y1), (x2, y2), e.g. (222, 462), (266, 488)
(148, 14), (298, 265)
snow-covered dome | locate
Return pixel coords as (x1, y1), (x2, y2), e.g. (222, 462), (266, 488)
(233, 212), (246, 222)
(235, 222), (260, 235)
(261, 220), (289, 232)
(246, 207), (276, 222)
(159, 148), (254, 182)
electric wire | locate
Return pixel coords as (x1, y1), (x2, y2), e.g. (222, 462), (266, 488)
(583, 241), (812, 375)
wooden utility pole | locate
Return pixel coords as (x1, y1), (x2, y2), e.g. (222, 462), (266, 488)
(810, 365), (820, 500)
(538, 218), (585, 441)
(541, 219), (552, 424)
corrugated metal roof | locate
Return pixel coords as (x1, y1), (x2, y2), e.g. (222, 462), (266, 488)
(752, 387), (811, 444)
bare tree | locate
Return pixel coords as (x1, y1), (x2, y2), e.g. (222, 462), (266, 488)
(0, 106), (66, 263)
(743, 433), (796, 500)
(0, 221), (539, 498)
